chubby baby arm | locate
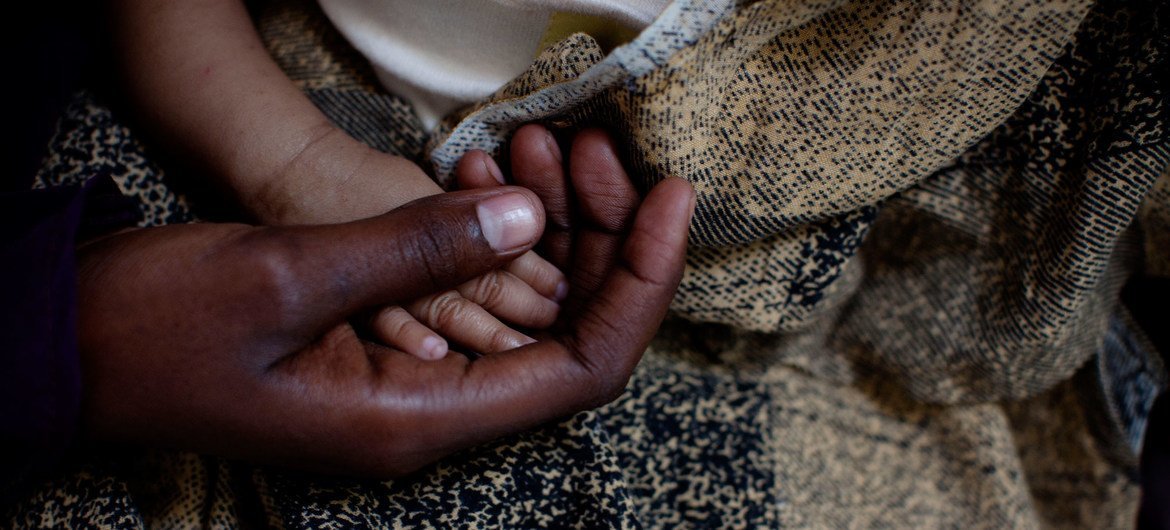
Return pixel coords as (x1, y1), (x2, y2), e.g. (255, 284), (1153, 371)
(109, 0), (439, 224)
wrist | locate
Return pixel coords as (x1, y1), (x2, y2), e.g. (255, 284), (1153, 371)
(242, 125), (443, 225)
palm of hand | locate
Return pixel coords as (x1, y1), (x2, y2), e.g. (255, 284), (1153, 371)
(78, 126), (694, 475)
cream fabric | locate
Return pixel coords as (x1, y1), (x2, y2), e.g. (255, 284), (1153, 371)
(317, 0), (670, 127)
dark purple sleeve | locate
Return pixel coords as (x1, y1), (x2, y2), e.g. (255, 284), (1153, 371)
(0, 175), (138, 487)
(1139, 391), (1170, 530)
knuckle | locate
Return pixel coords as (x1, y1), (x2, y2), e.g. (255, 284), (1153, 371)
(578, 191), (636, 231)
(419, 291), (466, 330)
(487, 327), (520, 353)
(375, 306), (412, 337)
(392, 221), (462, 292)
(513, 252), (564, 293)
(575, 267), (608, 292)
(532, 305), (559, 328)
(235, 229), (305, 323)
(468, 270), (507, 310)
(626, 249), (678, 290)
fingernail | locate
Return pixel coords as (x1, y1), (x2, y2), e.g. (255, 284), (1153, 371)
(477, 192), (539, 252)
(544, 130), (562, 163)
(422, 336), (447, 360)
(554, 280), (569, 301)
(482, 157), (505, 185)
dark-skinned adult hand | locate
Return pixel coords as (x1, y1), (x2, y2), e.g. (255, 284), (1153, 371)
(76, 131), (695, 477)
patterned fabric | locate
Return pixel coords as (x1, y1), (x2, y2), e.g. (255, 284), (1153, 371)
(429, 0), (1096, 333)
(9, 0), (1167, 528)
(1142, 171), (1170, 277)
(428, 0), (1168, 408)
(1082, 311), (1167, 467)
(4, 338), (1143, 529)
(33, 94), (194, 227)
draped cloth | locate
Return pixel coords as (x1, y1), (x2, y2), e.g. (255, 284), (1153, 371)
(9, 0), (1166, 527)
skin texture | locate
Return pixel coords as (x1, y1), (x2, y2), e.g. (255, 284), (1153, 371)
(108, 0), (564, 361)
(78, 127), (695, 476)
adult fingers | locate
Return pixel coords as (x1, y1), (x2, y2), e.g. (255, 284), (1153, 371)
(246, 179), (694, 477)
(455, 150), (568, 302)
(565, 177), (694, 380)
(264, 187), (546, 337)
(565, 128), (640, 300)
(360, 177), (694, 473)
(510, 124), (573, 269)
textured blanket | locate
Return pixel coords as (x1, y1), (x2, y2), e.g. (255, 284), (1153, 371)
(11, 0), (1167, 527)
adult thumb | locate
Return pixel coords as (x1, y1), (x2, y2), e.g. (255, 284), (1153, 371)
(269, 187), (545, 332)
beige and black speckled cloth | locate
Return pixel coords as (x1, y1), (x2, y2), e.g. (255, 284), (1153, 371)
(12, 0), (1168, 527)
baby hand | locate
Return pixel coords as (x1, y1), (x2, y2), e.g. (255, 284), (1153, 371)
(372, 124), (646, 360)
(241, 128), (564, 359)
(368, 227), (568, 359)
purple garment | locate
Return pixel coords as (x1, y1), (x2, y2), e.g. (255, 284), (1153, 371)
(0, 175), (138, 488)
(1139, 391), (1170, 530)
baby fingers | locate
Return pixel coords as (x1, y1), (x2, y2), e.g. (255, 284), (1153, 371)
(407, 289), (538, 356)
(504, 251), (569, 303)
(370, 306), (449, 360)
(456, 268), (562, 329)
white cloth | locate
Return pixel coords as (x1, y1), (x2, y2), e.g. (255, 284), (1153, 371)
(317, 0), (671, 128)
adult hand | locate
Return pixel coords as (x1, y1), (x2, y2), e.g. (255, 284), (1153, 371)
(77, 146), (694, 476)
